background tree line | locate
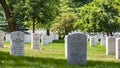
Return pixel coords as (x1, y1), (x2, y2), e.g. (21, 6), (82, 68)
(0, 0), (120, 38)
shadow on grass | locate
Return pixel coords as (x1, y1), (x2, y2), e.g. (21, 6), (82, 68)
(0, 51), (120, 68)
(52, 40), (64, 43)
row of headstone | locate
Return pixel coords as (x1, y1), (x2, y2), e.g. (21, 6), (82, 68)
(106, 37), (120, 59)
(9, 31), (59, 55)
(88, 35), (107, 46)
(65, 33), (87, 64)
(41, 34), (59, 45)
(6, 33), (31, 43)
(5, 32), (59, 44)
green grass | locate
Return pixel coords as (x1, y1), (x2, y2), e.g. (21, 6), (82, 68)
(0, 40), (120, 68)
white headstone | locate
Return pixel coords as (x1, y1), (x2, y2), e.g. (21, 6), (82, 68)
(116, 38), (120, 59)
(95, 36), (99, 43)
(10, 31), (24, 56)
(5, 33), (10, 41)
(65, 33), (87, 64)
(106, 37), (116, 55)
(101, 37), (106, 46)
(90, 36), (96, 46)
(31, 33), (40, 49)
(48, 35), (53, 43)
(0, 31), (5, 47)
(41, 34), (49, 45)
(64, 35), (68, 57)
(24, 34), (31, 43)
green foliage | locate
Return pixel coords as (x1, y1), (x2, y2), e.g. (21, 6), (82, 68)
(0, 4), (9, 32)
(51, 13), (77, 38)
(25, 0), (60, 29)
(74, 0), (120, 35)
(12, 0), (29, 31)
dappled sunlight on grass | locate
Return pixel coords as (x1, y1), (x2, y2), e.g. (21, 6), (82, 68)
(0, 40), (120, 68)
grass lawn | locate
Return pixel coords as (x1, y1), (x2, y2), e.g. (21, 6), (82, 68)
(0, 40), (120, 68)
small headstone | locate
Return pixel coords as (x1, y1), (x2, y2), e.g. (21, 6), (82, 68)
(90, 36), (96, 46)
(65, 33), (87, 64)
(106, 37), (116, 55)
(10, 31), (24, 56)
(5, 33), (10, 41)
(0, 31), (5, 47)
(101, 37), (106, 46)
(24, 34), (31, 43)
(41, 34), (49, 45)
(95, 36), (99, 43)
(31, 33), (40, 49)
(48, 35), (53, 43)
(116, 38), (120, 59)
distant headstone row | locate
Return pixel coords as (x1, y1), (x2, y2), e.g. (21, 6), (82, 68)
(1, 31), (59, 56)
(88, 35), (120, 59)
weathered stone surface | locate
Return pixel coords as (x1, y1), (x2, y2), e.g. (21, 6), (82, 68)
(101, 37), (106, 46)
(65, 33), (87, 64)
(10, 31), (24, 56)
(31, 33), (40, 49)
(106, 37), (116, 55)
(41, 34), (49, 45)
(5, 33), (10, 42)
(90, 36), (96, 46)
(0, 31), (5, 48)
(24, 34), (31, 43)
(116, 38), (120, 59)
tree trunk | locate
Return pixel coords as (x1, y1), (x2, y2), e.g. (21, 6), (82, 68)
(0, 0), (16, 32)
(110, 32), (113, 36)
(46, 28), (50, 36)
(33, 20), (35, 33)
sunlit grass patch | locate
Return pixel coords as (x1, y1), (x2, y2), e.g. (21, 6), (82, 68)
(0, 40), (120, 68)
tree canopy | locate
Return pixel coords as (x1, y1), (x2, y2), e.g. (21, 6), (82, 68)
(74, 0), (120, 36)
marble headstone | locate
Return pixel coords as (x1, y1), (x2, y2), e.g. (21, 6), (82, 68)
(0, 31), (5, 47)
(5, 33), (10, 41)
(90, 36), (96, 46)
(24, 34), (31, 43)
(101, 37), (106, 46)
(41, 34), (49, 45)
(31, 33), (40, 49)
(106, 37), (116, 55)
(10, 31), (24, 56)
(116, 38), (120, 59)
(64, 35), (68, 57)
(66, 33), (87, 64)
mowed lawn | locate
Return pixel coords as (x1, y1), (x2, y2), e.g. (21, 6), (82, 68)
(0, 40), (120, 68)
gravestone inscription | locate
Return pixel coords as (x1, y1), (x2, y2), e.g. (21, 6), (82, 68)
(31, 33), (40, 49)
(10, 31), (24, 56)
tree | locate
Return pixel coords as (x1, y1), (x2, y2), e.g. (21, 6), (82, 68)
(25, 0), (60, 34)
(0, 0), (17, 32)
(51, 13), (77, 38)
(0, 4), (9, 32)
(74, 0), (120, 36)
